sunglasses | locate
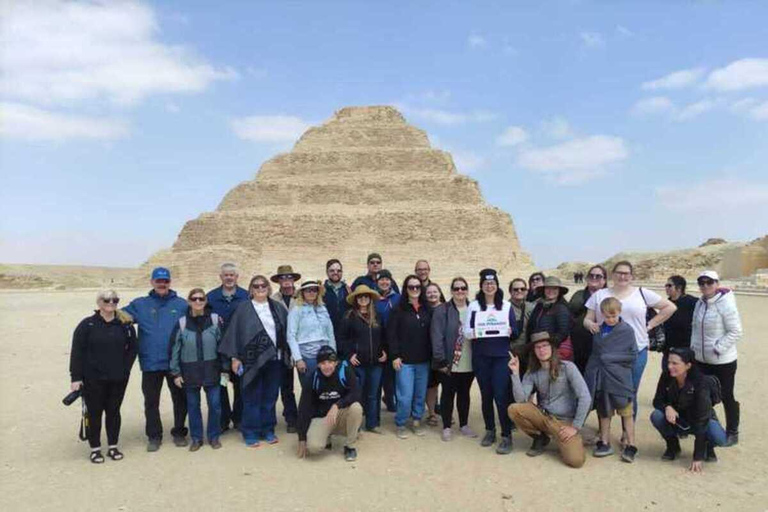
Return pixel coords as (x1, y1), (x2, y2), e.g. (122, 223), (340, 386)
(511, 287), (527, 292)
(251, 283), (268, 290)
(101, 298), (120, 304)
(189, 297), (206, 302)
(407, 285), (422, 291)
(452, 286), (468, 292)
(303, 288), (319, 293)
(369, 260), (382, 265)
(588, 273), (605, 279)
(698, 279), (715, 286)
(664, 284), (674, 288)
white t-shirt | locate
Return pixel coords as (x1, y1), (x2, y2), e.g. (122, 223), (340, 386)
(585, 287), (662, 350)
(252, 300), (277, 345)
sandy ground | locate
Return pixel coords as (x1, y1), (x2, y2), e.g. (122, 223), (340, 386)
(1, 289), (766, 512)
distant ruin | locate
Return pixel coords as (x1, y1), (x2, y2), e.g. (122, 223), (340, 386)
(142, 106), (534, 286)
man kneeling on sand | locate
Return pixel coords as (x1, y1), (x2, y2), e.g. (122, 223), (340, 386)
(296, 346), (363, 461)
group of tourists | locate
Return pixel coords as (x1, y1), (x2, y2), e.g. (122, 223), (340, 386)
(68, 254), (743, 474)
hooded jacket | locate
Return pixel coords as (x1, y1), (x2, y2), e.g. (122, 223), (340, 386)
(691, 289), (742, 364)
(337, 311), (385, 366)
(70, 312), (137, 382)
(123, 290), (188, 372)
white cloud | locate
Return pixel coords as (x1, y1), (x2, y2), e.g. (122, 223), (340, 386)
(450, 149), (486, 174)
(230, 115), (311, 143)
(674, 99), (719, 121)
(579, 32), (605, 48)
(516, 135), (628, 185)
(467, 34), (487, 48)
(657, 178), (768, 213)
(750, 101), (768, 120)
(541, 116), (574, 139)
(165, 102), (180, 113)
(729, 97), (758, 112)
(0, 102), (129, 141)
(399, 105), (497, 126)
(616, 25), (634, 37)
(641, 68), (705, 90)
(495, 126), (528, 147)
(631, 96), (675, 115)
(705, 58), (768, 91)
(1, 1), (237, 106)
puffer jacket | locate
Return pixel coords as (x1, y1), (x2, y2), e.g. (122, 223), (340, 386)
(691, 289), (742, 364)
(123, 289), (188, 371)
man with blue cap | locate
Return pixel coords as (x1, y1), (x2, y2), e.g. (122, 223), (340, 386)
(123, 267), (189, 451)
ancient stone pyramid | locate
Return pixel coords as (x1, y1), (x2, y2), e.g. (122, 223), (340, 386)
(143, 106), (533, 287)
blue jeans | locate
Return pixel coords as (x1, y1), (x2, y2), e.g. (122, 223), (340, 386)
(650, 409), (727, 446)
(186, 385), (221, 442)
(241, 359), (282, 444)
(355, 364), (384, 430)
(631, 348), (648, 418)
(298, 358), (318, 389)
(474, 355), (512, 436)
(395, 362), (429, 427)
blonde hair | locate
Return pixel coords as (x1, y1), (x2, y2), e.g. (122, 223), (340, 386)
(96, 289), (132, 324)
(599, 297), (622, 315)
(294, 283), (325, 307)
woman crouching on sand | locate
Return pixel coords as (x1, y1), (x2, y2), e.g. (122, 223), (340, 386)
(651, 347), (727, 473)
(69, 290), (137, 463)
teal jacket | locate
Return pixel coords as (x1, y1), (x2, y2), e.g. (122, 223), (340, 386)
(170, 312), (226, 387)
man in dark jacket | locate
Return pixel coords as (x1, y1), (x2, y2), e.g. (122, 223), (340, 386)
(323, 258), (350, 337)
(352, 252), (400, 293)
(123, 267), (189, 451)
(296, 347), (363, 461)
(662, 275), (698, 368)
(376, 270), (401, 412)
(207, 263), (249, 431)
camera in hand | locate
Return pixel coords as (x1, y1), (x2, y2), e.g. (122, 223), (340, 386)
(62, 389), (82, 406)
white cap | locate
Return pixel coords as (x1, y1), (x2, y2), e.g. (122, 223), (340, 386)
(697, 270), (720, 281)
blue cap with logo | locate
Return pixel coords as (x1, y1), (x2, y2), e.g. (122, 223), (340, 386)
(151, 267), (171, 281)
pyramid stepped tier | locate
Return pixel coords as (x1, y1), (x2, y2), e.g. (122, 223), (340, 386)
(142, 105), (534, 288)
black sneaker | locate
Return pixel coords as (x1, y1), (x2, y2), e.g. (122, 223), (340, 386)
(621, 445), (638, 463)
(496, 436), (513, 455)
(173, 436), (188, 448)
(593, 441), (614, 458)
(705, 444), (718, 463)
(661, 437), (681, 461)
(286, 424), (297, 434)
(344, 446), (357, 462)
(480, 430), (496, 447)
(147, 439), (161, 452)
(725, 432), (739, 447)
(526, 435), (550, 457)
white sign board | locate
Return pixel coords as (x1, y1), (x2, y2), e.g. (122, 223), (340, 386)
(474, 310), (511, 338)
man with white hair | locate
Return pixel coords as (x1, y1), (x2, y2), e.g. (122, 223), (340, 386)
(207, 263), (249, 431)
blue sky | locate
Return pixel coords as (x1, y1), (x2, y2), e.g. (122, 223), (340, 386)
(2, 0), (767, 269)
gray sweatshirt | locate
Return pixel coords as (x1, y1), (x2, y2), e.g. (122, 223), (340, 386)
(511, 360), (592, 429)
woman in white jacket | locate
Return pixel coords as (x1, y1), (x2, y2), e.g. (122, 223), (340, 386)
(691, 270), (742, 446)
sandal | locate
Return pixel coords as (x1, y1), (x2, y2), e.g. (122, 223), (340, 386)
(107, 448), (124, 461)
(426, 415), (439, 427)
(90, 450), (105, 464)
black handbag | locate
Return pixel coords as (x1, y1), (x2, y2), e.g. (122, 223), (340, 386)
(640, 287), (666, 352)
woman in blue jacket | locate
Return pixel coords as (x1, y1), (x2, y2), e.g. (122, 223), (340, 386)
(287, 279), (336, 389)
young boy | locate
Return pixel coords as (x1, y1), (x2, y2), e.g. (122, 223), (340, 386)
(584, 297), (639, 462)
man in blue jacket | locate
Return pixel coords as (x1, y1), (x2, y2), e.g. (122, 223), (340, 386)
(207, 262), (249, 431)
(123, 267), (189, 452)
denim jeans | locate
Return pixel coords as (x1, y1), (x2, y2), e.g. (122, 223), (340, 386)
(354, 364), (384, 430)
(473, 355), (512, 436)
(650, 409), (727, 446)
(186, 385), (221, 442)
(395, 362), (429, 427)
(298, 358), (318, 390)
(631, 348), (648, 418)
(241, 359), (282, 445)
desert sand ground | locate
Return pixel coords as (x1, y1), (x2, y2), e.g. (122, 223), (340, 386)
(1, 289), (766, 512)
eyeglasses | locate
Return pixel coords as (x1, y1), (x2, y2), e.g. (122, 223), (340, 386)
(251, 283), (268, 290)
(698, 279), (715, 286)
(613, 271), (631, 277)
(189, 297), (206, 302)
(511, 287), (527, 292)
(588, 273), (605, 280)
(531, 277), (543, 282)
(101, 298), (120, 304)
(664, 284), (674, 288)
(407, 285), (422, 291)
(452, 286), (468, 292)
(369, 260), (382, 265)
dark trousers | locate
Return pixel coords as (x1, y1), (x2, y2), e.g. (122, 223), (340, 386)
(474, 355), (512, 436)
(83, 379), (128, 449)
(220, 373), (242, 428)
(381, 361), (397, 410)
(241, 359), (282, 444)
(280, 366), (298, 427)
(141, 371), (187, 441)
(698, 360), (740, 434)
(436, 371), (474, 429)
(571, 332), (593, 375)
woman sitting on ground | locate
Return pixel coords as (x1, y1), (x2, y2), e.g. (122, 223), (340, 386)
(651, 347), (728, 473)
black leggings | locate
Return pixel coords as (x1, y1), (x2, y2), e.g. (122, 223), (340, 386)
(437, 371), (474, 429)
(698, 360), (740, 434)
(83, 379), (128, 449)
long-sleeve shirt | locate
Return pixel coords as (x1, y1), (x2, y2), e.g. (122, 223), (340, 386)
(287, 303), (336, 362)
(297, 362), (360, 441)
(510, 360), (592, 429)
